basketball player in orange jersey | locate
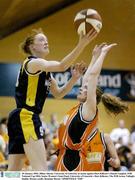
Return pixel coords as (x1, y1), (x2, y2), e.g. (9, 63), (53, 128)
(7, 28), (97, 171)
(55, 43), (129, 171)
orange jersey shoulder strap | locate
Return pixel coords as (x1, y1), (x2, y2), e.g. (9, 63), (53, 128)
(58, 104), (80, 148)
(66, 109), (98, 150)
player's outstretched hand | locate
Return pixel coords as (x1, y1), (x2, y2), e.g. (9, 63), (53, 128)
(71, 61), (86, 80)
(79, 29), (98, 47)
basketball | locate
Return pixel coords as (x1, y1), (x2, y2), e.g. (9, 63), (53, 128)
(74, 9), (102, 35)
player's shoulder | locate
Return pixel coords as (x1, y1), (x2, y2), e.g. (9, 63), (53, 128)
(23, 56), (43, 75)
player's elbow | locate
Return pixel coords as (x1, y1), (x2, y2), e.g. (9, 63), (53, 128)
(60, 61), (70, 71)
(56, 91), (66, 99)
(52, 92), (64, 99)
(54, 95), (64, 99)
(58, 63), (66, 71)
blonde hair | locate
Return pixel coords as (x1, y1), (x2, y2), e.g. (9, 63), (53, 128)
(21, 28), (44, 55)
(96, 87), (129, 115)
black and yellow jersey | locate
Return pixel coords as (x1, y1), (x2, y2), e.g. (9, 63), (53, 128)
(15, 56), (51, 114)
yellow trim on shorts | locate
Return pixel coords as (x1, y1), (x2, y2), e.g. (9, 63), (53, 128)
(26, 75), (39, 106)
(20, 108), (38, 143)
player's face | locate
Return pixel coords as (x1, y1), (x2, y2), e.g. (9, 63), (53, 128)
(33, 33), (49, 56)
(77, 85), (87, 102)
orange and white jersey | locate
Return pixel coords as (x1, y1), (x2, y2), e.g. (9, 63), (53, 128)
(82, 129), (106, 171)
(55, 104), (98, 171)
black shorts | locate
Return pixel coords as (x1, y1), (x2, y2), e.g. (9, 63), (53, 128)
(7, 108), (44, 154)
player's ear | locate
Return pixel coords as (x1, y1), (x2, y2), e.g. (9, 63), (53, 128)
(29, 44), (35, 52)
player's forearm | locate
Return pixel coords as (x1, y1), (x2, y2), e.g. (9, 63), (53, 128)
(55, 77), (78, 99)
(89, 52), (106, 77)
(82, 56), (97, 85)
(60, 42), (86, 70)
(85, 53), (106, 95)
(83, 54), (105, 88)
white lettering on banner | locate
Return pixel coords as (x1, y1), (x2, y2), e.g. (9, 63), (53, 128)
(54, 72), (121, 89)
(98, 74), (121, 88)
(55, 72), (70, 86)
(54, 72), (82, 86)
(76, 78), (82, 86)
(125, 73), (135, 97)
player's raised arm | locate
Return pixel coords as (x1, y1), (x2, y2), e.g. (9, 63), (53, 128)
(82, 43), (117, 121)
(26, 29), (97, 74)
(50, 62), (86, 99)
(82, 43), (106, 86)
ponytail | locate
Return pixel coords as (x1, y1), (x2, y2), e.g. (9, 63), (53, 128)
(96, 87), (129, 115)
(21, 36), (33, 54)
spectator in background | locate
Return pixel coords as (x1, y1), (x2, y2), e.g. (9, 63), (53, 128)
(0, 117), (8, 143)
(0, 135), (6, 156)
(130, 164), (135, 171)
(117, 145), (132, 171)
(0, 118), (8, 159)
(47, 154), (57, 171)
(130, 124), (135, 144)
(0, 127), (6, 168)
(0, 118), (8, 170)
(110, 119), (130, 146)
(52, 131), (59, 149)
(129, 124), (135, 161)
(47, 113), (59, 135)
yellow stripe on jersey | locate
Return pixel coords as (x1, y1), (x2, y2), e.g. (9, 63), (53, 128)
(20, 108), (38, 143)
(26, 75), (39, 106)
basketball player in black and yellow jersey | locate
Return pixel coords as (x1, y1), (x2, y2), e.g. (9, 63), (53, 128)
(7, 28), (97, 171)
(55, 43), (129, 171)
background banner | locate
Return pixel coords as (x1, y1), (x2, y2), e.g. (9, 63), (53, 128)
(0, 63), (135, 101)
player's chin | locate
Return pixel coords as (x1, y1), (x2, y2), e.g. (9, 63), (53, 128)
(77, 94), (86, 102)
(44, 49), (49, 55)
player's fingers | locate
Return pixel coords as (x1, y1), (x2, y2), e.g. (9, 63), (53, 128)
(109, 43), (117, 47)
(87, 29), (95, 36)
(107, 158), (114, 163)
(88, 31), (98, 40)
(99, 42), (107, 48)
(79, 61), (85, 68)
(71, 65), (75, 72)
(75, 63), (80, 71)
(79, 63), (86, 73)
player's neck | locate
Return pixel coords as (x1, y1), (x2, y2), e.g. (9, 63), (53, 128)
(32, 52), (45, 59)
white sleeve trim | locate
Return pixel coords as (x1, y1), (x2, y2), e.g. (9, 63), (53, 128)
(100, 132), (107, 150)
(79, 104), (97, 124)
(24, 59), (42, 76)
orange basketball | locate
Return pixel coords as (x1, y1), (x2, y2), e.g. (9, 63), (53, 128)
(74, 9), (102, 35)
